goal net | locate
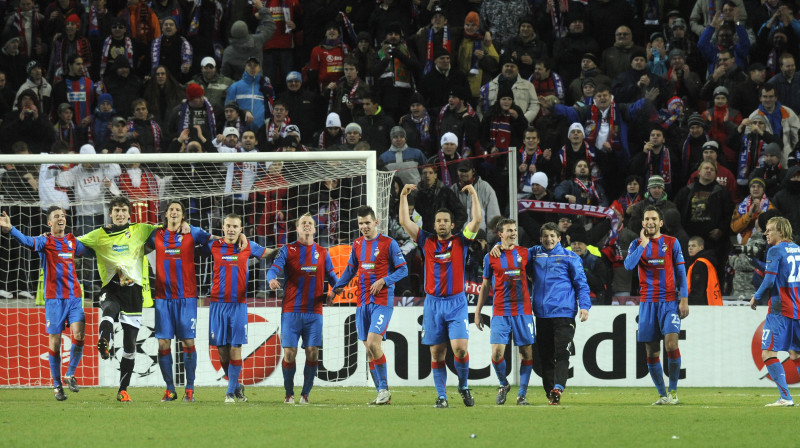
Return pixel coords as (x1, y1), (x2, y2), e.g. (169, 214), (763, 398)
(0, 150), (394, 388)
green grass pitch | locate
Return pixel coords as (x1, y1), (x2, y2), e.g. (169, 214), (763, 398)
(0, 387), (794, 447)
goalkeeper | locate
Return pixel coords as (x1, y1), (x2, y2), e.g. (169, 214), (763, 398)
(78, 196), (183, 402)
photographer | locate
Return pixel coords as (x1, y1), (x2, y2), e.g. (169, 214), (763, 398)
(730, 210), (775, 303)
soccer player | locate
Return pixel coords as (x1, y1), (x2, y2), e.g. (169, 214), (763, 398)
(751, 217), (800, 406)
(0, 207), (91, 401)
(206, 213), (269, 403)
(475, 218), (535, 406)
(79, 196), (162, 402)
(399, 182), (482, 408)
(624, 205), (689, 405)
(148, 200), (211, 403)
(331, 206), (408, 405)
(267, 213), (339, 405)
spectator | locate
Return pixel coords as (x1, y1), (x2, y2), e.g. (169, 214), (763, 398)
(100, 55), (142, 120)
(398, 92), (433, 155)
(98, 17), (135, 79)
(119, 0), (161, 75)
(701, 86), (742, 166)
(355, 91), (395, 156)
(699, 48), (748, 103)
(370, 22), (420, 121)
(539, 122), (594, 186)
(554, 159), (608, 206)
(685, 236), (723, 306)
(767, 54), (800, 114)
(89, 93), (115, 147)
(51, 54), (95, 127)
(771, 166), (800, 242)
(314, 113), (345, 149)
(413, 3), (462, 73)
(255, 99), (290, 150)
(308, 22), (349, 94)
(226, 58), (272, 133)
(457, 12), (499, 104)
(99, 116), (138, 154)
(553, 15), (600, 87)
(452, 159), (501, 233)
(14, 61), (52, 115)
(751, 142), (786, 198)
(149, 17), (192, 83)
(666, 18), (703, 73)
(568, 227), (612, 305)
(610, 174), (643, 229)
(262, 0), (302, 93)
(412, 164), (467, 234)
(566, 54), (610, 107)
(611, 48), (668, 105)
(83, 0), (113, 79)
(479, 0), (531, 49)
(192, 57), (234, 115)
(479, 54), (539, 123)
(731, 177), (777, 244)
(697, 20), (750, 78)
(623, 175), (678, 237)
(352, 31), (377, 86)
(48, 14), (92, 83)
(339, 122), (362, 150)
(377, 126), (427, 185)
(328, 57), (369, 127)
(730, 62), (767, 117)
(517, 171), (557, 244)
(427, 132), (461, 187)
(219, 1), (276, 81)
(168, 83), (217, 145)
(418, 47), (470, 114)
(0, 39), (27, 92)
(644, 33), (668, 76)
(687, 141), (738, 202)
(516, 127), (550, 195)
(501, 15), (546, 81)
(3, 0), (46, 59)
(479, 84), (528, 196)
(141, 65), (183, 124)
(128, 99), (163, 153)
(689, 0), (748, 39)
(601, 26), (644, 80)
(664, 49), (701, 106)
(116, 146), (165, 224)
(630, 126), (680, 195)
(0, 89), (56, 154)
(529, 59), (565, 104)
(748, 84), (800, 166)
(435, 84), (479, 156)
(733, 115), (779, 188)
(584, 0), (635, 52)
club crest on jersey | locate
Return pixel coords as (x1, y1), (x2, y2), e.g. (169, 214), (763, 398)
(67, 240), (73, 250)
(125, 231), (131, 239)
(516, 254), (522, 263)
(177, 235), (183, 242)
(662, 244), (668, 252)
(314, 251), (319, 260)
(374, 248), (380, 257)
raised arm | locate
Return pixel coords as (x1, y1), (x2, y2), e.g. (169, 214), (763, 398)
(0, 212), (39, 249)
(463, 184), (482, 236)
(399, 184), (420, 242)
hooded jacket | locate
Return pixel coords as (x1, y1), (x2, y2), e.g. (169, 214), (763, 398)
(530, 242), (592, 318)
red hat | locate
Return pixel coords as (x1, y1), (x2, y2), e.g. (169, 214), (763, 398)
(186, 83), (204, 101)
(65, 14), (80, 24)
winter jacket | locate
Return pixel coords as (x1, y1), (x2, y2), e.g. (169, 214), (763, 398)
(530, 242), (592, 318)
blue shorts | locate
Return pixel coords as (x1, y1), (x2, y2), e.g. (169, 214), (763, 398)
(154, 298), (198, 340)
(422, 293), (469, 345)
(209, 301), (248, 347)
(281, 312), (323, 348)
(45, 298), (85, 335)
(490, 314), (535, 346)
(637, 301), (681, 342)
(762, 314), (800, 352)
(355, 303), (393, 341)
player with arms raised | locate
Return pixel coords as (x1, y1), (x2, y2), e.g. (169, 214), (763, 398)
(267, 213), (339, 405)
(332, 206), (408, 406)
(0, 207), (92, 401)
(474, 218), (535, 406)
(751, 217), (800, 407)
(79, 196), (162, 402)
(624, 205), (689, 405)
(399, 182), (482, 408)
(147, 200), (211, 403)
(206, 213), (269, 403)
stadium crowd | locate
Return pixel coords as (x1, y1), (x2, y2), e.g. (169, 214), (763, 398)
(1, 0), (800, 303)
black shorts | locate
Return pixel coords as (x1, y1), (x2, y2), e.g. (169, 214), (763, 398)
(100, 282), (144, 316)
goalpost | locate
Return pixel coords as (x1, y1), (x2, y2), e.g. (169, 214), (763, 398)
(0, 150), (395, 388)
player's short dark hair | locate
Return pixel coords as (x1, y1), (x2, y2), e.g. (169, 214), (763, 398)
(356, 205), (376, 220)
(45, 205), (66, 220)
(161, 200), (186, 227)
(435, 208), (454, 222)
(642, 205), (663, 221)
(495, 218), (516, 233)
(540, 222), (560, 236)
(109, 196), (132, 211)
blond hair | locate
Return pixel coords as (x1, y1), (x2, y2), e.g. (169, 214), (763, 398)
(767, 217), (793, 241)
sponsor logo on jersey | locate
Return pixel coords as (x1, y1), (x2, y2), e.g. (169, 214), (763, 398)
(361, 262), (375, 270)
(165, 249), (181, 255)
(648, 258), (665, 265)
(112, 244), (129, 253)
(435, 252), (452, 260)
(301, 266), (318, 273)
(504, 269), (521, 277)
(58, 252), (73, 259)
(222, 255), (239, 261)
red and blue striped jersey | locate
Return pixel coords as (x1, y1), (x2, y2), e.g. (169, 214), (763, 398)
(756, 242), (800, 319)
(67, 76), (95, 122)
(334, 234), (407, 307)
(482, 246), (533, 316)
(149, 226), (210, 300)
(625, 235), (688, 302)
(267, 241), (339, 314)
(417, 229), (473, 297)
(9, 227), (89, 300)
(206, 239), (266, 303)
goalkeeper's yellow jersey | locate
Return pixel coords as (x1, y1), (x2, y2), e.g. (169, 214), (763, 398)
(78, 223), (159, 305)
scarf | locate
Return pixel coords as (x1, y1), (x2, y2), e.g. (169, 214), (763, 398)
(88, 5), (104, 38)
(424, 25), (450, 74)
(379, 43), (412, 87)
(438, 148), (458, 187)
(339, 11), (357, 42)
(737, 195), (770, 215)
(55, 121), (77, 152)
(647, 147), (672, 186)
(274, 214), (287, 246)
(489, 113), (512, 150)
(573, 177), (600, 204)
(132, 118), (163, 152)
(585, 104), (617, 150)
(519, 146), (541, 191)
(13, 9), (40, 56)
(281, 0), (292, 34)
(410, 111), (431, 149)
(178, 98), (216, 134)
(617, 192), (641, 213)
(657, 105), (681, 128)
(52, 37), (92, 82)
(328, 197), (340, 244)
(708, 105), (729, 140)
(681, 133), (708, 179)
(100, 36), (134, 77)
(464, 31), (483, 75)
(736, 133), (766, 185)
(150, 35), (193, 74)
(437, 103), (477, 156)
(547, 0), (568, 38)
(318, 129), (344, 148)
(559, 141), (594, 179)
(265, 117), (290, 142)
(329, 77), (361, 112)
(758, 103), (784, 138)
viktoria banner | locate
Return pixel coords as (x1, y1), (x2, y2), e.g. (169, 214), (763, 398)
(2, 307), (785, 388)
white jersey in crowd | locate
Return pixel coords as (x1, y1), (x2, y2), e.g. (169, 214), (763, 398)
(216, 144), (268, 201)
(55, 163), (121, 216)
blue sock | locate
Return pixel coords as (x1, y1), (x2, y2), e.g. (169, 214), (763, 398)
(519, 359), (534, 397)
(454, 354), (470, 390)
(492, 357), (508, 386)
(49, 350), (61, 388)
(368, 362), (379, 392)
(158, 349), (174, 391)
(227, 360), (242, 395)
(374, 355), (388, 390)
(766, 358), (792, 400)
(65, 340), (84, 377)
(301, 361), (318, 396)
(667, 349), (681, 391)
(183, 346), (197, 390)
(647, 356), (667, 396)
(432, 361), (448, 398)
(282, 360), (296, 396)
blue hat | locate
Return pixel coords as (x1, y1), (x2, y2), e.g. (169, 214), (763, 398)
(286, 71), (302, 83)
(98, 93), (113, 106)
